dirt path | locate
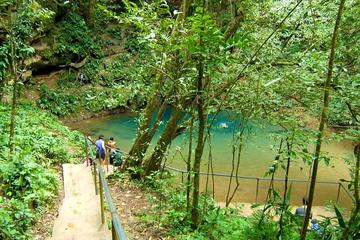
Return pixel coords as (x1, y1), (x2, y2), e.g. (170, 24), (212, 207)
(108, 177), (169, 240)
(51, 164), (111, 240)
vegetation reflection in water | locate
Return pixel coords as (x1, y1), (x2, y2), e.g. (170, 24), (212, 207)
(68, 109), (353, 206)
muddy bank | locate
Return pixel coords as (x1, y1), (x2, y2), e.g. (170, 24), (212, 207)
(60, 106), (131, 124)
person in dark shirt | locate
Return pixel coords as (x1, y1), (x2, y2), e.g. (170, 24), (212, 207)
(95, 135), (106, 167)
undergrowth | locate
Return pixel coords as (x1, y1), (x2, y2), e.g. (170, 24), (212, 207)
(110, 169), (347, 240)
(0, 102), (83, 239)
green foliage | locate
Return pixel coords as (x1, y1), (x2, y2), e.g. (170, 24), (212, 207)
(38, 82), (147, 116)
(0, 1), (54, 83)
(0, 103), (83, 239)
(56, 71), (79, 88)
(0, 0), (15, 10)
(134, 172), (306, 240)
(334, 205), (345, 228)
(38, 85), (79, 116)
(0, 153), (58, 209)
(124, 33), (148, 55)
(0, 103), (83, 163)
(82, 58), (102, 84)
(50, 13), (103, 63)
(19, 1), (55, 34)
(80, 87), (129, 111)
(0, 197), (33, 240)
(99, 53), (151, 94)
(39, 52), (151, 114)
(0, 43), (9, 81)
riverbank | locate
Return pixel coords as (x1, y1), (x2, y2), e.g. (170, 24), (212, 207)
(60, 106), (130, 124)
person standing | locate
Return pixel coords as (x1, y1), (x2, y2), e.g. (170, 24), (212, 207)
(95, 135), (106, 167)
(107, 137), (116, 154)
(107, 137), (116, 170)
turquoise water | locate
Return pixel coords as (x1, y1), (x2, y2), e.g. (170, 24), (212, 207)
(68, 110), (353, 206)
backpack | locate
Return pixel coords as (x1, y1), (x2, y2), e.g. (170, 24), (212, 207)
(113, 152), (123, 167)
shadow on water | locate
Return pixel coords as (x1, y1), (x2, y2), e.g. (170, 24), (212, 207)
(67, 109), (354, 207)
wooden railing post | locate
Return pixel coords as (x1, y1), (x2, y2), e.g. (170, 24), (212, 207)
(99, 172), (105, 224)
(85, 136), (89, 166)
(61, 160), (65, 196)
(336, 182), (341, 204)
(94, 161), (98, 195)
(256, 178), (259, 203)
(112, 220), (117, 240)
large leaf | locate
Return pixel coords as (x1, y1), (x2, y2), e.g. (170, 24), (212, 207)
(334, 205), (345, 228)
(285, 183), (292, 205)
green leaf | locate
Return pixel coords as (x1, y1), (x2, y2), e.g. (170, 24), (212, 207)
(334, 205), (345, 228)
(285, 184), (292, 204)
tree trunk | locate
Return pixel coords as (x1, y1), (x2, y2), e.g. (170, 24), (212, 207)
(8, 11), (17, 156)
(341, 143), (360, 240)
(143, 106), (183, 176)
(0, 74), (5, 102)
(186, 115), (194, 213)
(225, 117), (246, 206)
(259, 139), (284, 225)
(223, 8), (244, 41)
(300, 0), (346, 239)
(278, 136), (293, 239)
(127, 96), (165, 167)
(191, 57), (205, 229)
(87, 0), (96, 27)
(177, 0), (193, 21)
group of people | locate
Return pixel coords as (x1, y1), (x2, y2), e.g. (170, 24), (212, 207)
(93, 135), (123, 171)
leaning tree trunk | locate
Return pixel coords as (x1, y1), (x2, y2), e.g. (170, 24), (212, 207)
(127, 94), (164, 167)
(128, 0), (193, 166)
(143, 106), (183, 176)
(223, 8), (244, 41)
(300, 0), (346, 239)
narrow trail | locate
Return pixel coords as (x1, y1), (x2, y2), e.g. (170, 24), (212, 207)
(52, 163), (111, 240)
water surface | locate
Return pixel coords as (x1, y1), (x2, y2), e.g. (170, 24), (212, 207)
(68, 111), (354, 207)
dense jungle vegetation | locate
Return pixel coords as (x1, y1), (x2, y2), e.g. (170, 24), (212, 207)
(0, 0), (359, 239)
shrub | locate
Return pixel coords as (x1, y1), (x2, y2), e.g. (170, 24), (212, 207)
(50, 13), (103, 63)
(0, 103), (83, 239)
(38, 85), (79, 116)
